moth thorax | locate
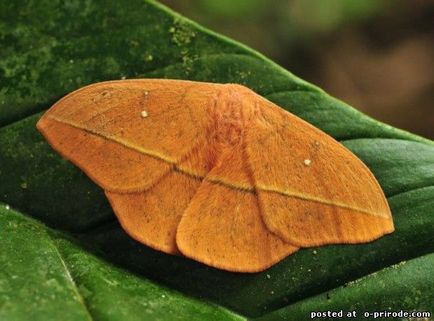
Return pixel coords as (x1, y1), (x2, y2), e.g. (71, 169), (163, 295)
(212, 91), (249, 147)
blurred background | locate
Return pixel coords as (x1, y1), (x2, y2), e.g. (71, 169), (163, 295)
(160, 0), (434, 139)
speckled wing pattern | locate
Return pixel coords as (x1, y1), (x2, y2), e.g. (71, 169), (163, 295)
(244, 97), (393, 247)
(37, 79), (394, 273)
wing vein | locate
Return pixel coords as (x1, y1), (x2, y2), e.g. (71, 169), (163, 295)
(257, 185), (386, 218)
(48, 115), (384, 217)
(48, 115), (177, 163)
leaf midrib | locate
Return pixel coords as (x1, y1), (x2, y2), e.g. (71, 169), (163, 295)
(46, 233), (94, 321)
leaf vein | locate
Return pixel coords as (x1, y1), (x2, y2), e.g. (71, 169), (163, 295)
(46, 235), (94, 321)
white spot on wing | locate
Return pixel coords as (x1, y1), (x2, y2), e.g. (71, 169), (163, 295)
(304, 159), (311, 166)
(141, 110), (148, 118)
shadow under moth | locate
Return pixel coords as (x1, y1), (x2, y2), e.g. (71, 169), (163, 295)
(37, 79), (394, 273)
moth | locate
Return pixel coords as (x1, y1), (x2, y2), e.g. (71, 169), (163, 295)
(37, 79), (394, 272)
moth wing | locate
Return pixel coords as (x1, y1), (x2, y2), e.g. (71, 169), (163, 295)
(176, 148), (298, 273)
(105, 172), (199, 255)
(104, 142), (215, 255)
(245, 97), (394, 247)
(37, 79), (216, 193)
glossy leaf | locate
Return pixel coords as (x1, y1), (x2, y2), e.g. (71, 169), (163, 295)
(253, 252), (434, 321)
(0, 205), (245, 321)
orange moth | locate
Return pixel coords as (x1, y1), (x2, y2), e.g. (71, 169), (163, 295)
(37, 79), (394, 273)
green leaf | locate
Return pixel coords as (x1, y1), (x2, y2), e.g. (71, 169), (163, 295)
(0, 205), (245, 321)
(252, 252), (434, 321)
(0, 0), (433, 320)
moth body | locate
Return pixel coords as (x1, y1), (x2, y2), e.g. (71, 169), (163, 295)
(36, 79), (394, 273)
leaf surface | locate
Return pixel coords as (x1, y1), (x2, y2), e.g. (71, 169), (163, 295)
(0, 206), (245, 321)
